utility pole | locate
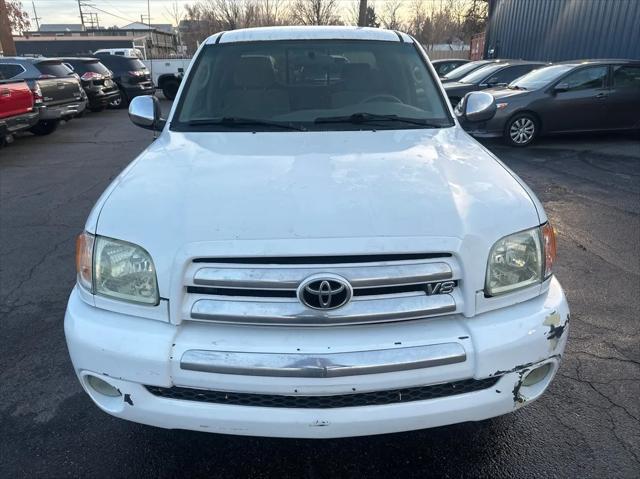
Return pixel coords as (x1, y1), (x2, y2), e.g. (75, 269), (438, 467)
(77, 0), (85, 30)
(358, 0), (368, 27)
(0, 0), (17, 55)
(31, 1), (41, 31)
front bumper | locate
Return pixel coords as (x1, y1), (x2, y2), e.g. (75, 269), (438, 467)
(65, 277), (570, 438)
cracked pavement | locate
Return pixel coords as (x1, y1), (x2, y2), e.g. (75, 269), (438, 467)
(1, 102), (638, 478)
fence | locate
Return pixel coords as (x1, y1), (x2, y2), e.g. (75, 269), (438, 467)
(470, 33), (486, 60)
(423, 49), (470, 60)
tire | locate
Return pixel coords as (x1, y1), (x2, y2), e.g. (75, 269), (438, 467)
(504, 113), (538, 147)
(162, 79), (179, 100)
(109, 89), (127, 109)
(29, 120), (59, 136)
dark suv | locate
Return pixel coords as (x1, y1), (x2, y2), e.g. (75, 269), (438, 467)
(94, 54), (155, 108)
(61, 58), (120, 112)
(0, 57), (86, 135)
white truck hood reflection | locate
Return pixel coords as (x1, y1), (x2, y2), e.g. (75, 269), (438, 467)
(92, 127), (541, 296)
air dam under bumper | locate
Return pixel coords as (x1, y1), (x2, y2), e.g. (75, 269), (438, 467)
(64, 277), (569, 438)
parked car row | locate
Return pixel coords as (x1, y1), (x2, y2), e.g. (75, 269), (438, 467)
(442, 58), (640, 146)
(0, 54), (156, 147)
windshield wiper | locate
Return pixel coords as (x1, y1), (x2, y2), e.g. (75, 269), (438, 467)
(508, 85), (527, 90)
(314, 113), (448, 128)
(186, 117), (306, 131)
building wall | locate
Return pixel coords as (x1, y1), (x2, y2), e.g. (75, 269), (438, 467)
(15, 38), (135, 57)
(485, 0), (640, 61)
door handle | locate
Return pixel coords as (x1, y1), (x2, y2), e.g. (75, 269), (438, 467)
(595, 92), (608, 99)
(0, 88), (10, 97)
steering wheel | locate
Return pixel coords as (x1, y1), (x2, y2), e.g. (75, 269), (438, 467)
(360, 94), (403, 104)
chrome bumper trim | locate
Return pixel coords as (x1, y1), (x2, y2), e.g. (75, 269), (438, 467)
(180, 343), (466, 378)
(190, 292), (456, 326)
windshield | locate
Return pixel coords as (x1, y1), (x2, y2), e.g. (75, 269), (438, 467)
(443, 61), (489, 81)
(459, 63), (505, 84)
(173, 40), (453, 132)
(510, 64), (575, 90)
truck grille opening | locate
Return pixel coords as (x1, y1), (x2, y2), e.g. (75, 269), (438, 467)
(145, 378), (498, 409)
(187, 281), (459, 298)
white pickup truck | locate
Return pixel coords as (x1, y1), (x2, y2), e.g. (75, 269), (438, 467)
(66, 26), (570, 439)
(141, 58), (191, 100)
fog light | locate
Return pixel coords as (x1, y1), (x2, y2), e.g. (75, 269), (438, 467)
(86, 375), (121, 397)
(522, 363), (552, 387)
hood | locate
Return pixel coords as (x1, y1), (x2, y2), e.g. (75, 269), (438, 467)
(93, 128), (540, 295)
(486, 87), (531, 101)
(443, 82), (475, 94)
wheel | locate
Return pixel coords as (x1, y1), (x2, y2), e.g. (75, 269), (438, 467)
(109, 89), (127, 109)
(504, 113), (538, 147)
(162, 79), (180, 100)
(29, 120), (59, 136)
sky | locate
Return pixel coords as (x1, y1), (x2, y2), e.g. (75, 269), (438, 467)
(26, 0), (373, 28)
(26, 0), (192, 27)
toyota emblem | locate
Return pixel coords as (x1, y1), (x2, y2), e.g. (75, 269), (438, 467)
(297, 274), (352, 310)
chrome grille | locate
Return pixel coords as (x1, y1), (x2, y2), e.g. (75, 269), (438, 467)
(183, 255), (460, 326)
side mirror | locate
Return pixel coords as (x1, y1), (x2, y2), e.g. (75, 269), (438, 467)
(128, 95), (165, 131)
(459, 91), (497, 122)
(553, 82), (569, 93)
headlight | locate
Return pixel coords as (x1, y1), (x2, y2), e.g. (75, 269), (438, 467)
(485, 226), (545, 296)
(75, 232), (159, 305)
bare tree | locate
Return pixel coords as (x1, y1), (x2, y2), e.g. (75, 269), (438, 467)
(379, 0), (403, 30)
(291, 0), (340, 25)
(165, 0), (184, 26)
(407, 0), (427, 41)
(165, 1), (185, 53)
(345, 0), (360, 25)
(259, 0), (288, 25)
(214, 0), (243, 30)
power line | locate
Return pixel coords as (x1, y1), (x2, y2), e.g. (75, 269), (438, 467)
(80, 1), (139, 26)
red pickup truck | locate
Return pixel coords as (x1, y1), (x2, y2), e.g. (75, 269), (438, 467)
(0, 79), (39, 147)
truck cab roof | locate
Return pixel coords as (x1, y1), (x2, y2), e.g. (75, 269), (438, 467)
(206, 26), (414, 44)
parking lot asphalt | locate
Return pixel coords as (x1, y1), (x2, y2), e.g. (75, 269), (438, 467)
(1, 101), (638, 478)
